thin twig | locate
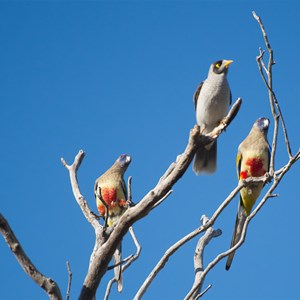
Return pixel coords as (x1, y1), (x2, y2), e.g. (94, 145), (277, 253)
(0, 214), (62, 300)
(107, 254), (135, 270)
(185, 216), (221, 299)
(275, 97), (293, 158)
(66, 261), (72, 300)
(134, 174), (270, 299)
(61, 150), (102, 232)
(196, 284), (212, 299)
(151, 190), (173, 210)
(185, 149), (300, 298)
(159, 162), (176, 183)
(258, 48), (268, 73)
(104, 227), (141, 300)
(253, 11), (292, 161)
(133, 182), (244, 300)
(127, 176), (134, 206)
(103, 276), (114, 300)
(254, 33), (278, 176)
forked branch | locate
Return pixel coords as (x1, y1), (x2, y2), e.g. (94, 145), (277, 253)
(63, 98), (241, 299)
(137, 13), (299, 300)
(253, 11), (292, 163)
(185, 216), (221, 299)
(61, 151), (102, 233)
(184, 12), (300, 299)
(184, 154), (299, 298)
(104, 227), (141, 300)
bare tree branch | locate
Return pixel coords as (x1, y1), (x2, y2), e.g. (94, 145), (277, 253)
(253, 11), (292, 162)
(134, 174), (271, 299)
(61, 98), (241, 299)
(66, 261), (72, 300)
(0, 214), (62, 300)
(183, 13), (300, 298)
(54, 13), (300, 300)
(185, 216), (221, 299)
(134, 13), (299, 298)
(151, 190), (173, 210)
(104, 227), (141, 300)
(133, 181), (244, 300)
(185, 149), (299, 298)
(127, 176), (134, 207)
(2, 11), (298, 300)
(196, 284), (212, 299)
(61, 151), (102, 233)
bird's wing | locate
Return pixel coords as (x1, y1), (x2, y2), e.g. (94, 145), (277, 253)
(267, 144), (271, 171)
(262, 144), (271, 187)
(120, 178), (128, 200)
(94, 178), (100, 198)
(193, 81), (203, 111)
(236, 149), (242, 180)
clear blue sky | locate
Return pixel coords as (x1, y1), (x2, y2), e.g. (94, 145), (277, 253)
(0, 1), (299, 299)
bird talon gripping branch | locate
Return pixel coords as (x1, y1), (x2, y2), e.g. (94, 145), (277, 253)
(220, 118), (227, 127)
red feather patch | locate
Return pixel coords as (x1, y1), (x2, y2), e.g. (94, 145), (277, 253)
(246, 157), (266, 177)
(239, 157), (267, 179)
(97, 204), (106, 216)
(101, 187), (117, 206)
(240, 171), (248, 179)
(97, 187), (126, 217)
(118, 199), (127, 207)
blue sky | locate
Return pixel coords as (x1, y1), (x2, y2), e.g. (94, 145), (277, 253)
(0, 1), (299, 299)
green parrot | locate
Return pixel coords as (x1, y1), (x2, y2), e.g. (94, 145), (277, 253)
(94, 154), (131, 292)
(226, 117), (270, 270)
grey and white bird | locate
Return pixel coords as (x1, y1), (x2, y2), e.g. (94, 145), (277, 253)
(193, 59), (233, 175)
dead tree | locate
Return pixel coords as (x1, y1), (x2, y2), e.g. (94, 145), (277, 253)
(0, 12), (299, 300)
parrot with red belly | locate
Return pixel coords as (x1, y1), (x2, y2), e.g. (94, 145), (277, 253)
(94, 154), (131, 292)
(226, 117), (270, 270)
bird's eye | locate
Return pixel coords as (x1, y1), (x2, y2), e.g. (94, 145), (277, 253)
(215, 63), (221, 68)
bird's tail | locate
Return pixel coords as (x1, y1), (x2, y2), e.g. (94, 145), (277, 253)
(113, 242), (123, 292)
(193, 141), (217, 175)
(225, 200), (247, 270)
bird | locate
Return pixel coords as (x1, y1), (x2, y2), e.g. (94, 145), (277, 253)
(193, 59), (233, 175)
(225, 117), (270, 271)
(94, 154), (132, 292)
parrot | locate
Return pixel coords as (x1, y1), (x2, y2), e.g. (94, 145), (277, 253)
(94, 154), (131, 292)
(225, 117), (270, 270)
(193, 59), (233, 175)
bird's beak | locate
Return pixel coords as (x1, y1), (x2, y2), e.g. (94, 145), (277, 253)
(223, 60), (234, 68)
(264, 118), (270, 128)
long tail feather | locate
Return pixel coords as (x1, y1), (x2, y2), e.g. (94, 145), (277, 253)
(226, 199), (247, 270)
(193, 141), (217, 175)
(113, 242), (123, 292)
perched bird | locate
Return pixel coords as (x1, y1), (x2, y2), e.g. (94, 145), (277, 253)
(193, 59), (233, 174)
(94, 154), (132, 292)
(225, 117), (270, 270)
